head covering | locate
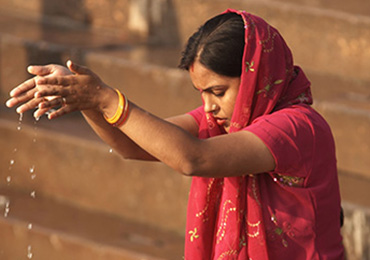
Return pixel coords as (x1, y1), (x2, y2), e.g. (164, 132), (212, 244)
(185, 9), (312, 259)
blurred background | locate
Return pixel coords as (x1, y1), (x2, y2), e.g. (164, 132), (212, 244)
(0, 0), (369, 259)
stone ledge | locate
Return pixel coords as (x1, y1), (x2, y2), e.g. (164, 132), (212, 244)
(342, 201), (370, 260)
(0, 188), (184, 260)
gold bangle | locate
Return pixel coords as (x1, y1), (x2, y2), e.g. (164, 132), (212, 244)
(104, 89), (125, 124)
(113, 100), (130, 127)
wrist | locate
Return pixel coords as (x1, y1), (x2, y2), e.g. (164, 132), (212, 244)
(97, 85), (118, 118)
(101, 87), (130, 127)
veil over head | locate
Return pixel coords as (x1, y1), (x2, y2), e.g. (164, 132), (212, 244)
(185, 9), (312, 259)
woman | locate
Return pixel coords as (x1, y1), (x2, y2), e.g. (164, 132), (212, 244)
(6, 9), (344, 259)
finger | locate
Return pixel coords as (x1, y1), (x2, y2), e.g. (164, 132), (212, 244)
(47, 105), (75, 120)
(67, 60), (92, 75)
(33, 107), (52, 119)
(27, 64), (55, 76)
(38, 96), (67, 109)
(16, 96), (45, 114)
(6, 86), (38, 108)
(9, 77), (37, 97)
(35, 75), (73, 87)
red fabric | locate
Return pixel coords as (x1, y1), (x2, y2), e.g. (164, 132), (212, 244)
(184, 9), (344, 259)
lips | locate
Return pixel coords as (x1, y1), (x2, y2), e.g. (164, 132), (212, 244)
(215, 118), (227, 126)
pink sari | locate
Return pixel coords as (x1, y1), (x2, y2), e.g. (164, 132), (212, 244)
(184, 9), (316, 259)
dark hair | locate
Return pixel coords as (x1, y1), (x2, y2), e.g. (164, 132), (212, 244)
(179, 13), (245, 77)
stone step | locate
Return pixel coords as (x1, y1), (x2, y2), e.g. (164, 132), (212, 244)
(265, 0), (370, 16)
(170, 0), (370, 82)
(0, 114), (190, 235)
(0, 6), (369, 205)
(1, 0), (370, 82)
(0, 188), (184, 260)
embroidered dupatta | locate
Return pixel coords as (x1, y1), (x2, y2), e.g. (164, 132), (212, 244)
(185, 9), (312, 259)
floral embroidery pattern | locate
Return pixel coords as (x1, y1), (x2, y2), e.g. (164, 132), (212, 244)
(268, 214), (298, 248)
(189, 228), (199, 242)
(272, 173), (305, 188)
(245, 61), (255, 72)
(256, 78), (283, 97)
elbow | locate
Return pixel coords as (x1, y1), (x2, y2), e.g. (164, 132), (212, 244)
(177, 155), (206, 177)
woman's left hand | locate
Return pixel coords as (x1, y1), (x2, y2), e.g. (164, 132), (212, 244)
(13, 60), (115, 120)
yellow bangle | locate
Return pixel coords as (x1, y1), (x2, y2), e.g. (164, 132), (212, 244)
(104, 89), (125, 125)
(113, 100), (129, 127)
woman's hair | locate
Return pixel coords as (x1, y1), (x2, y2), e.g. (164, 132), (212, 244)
(178, 13), (245, 77)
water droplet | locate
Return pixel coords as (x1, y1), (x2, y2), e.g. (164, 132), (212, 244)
(4, 202), (10, 217)
(19, 113), (24, 121)
(17, 126), (22, 131)
(28, 223), (33, 230)
(29, 166), (35, 174)
(35, 116), (40, 122)
(27, 245), (33, 259)
(33, 138), (37, 143)
(13, 148), (17, 153)
(10, 160), (15, 165)
(6, 176), (11, 183)
(109, 148), (113, 153)
(31, 174), (36, 180)
(30, 191), (36, 198)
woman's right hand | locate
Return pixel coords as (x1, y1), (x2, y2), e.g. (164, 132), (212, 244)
(5, 64), (72, 116)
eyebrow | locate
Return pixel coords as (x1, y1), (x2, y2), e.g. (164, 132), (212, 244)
(192, 84), (227, 92)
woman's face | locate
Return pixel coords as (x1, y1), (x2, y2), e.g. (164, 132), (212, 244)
(189, 60), (240, 133)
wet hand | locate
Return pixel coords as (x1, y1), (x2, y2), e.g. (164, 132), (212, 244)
(32, 61), (115, 119)
(5, 63), (72, 116)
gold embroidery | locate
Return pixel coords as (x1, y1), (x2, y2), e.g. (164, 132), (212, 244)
(247, 220), (261, 238)
(216, 200), (237, 244)
(217, 249), (238, 259)
(188, 228), (199, 242)
(259, 25), (278, 53)
(272, 173), (305, 187)
(195, 178), (215, 222)
(250, 175), (262, 207)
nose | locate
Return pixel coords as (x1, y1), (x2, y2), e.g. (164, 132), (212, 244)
(203, 94), (217, 114)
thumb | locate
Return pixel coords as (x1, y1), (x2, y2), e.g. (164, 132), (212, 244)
(66, 60), (92, 75)
(27, 64), (54, 76)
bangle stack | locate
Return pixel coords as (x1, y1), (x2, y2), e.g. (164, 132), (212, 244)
(104, 88), (129, 127)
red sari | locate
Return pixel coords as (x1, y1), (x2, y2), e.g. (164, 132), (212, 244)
(184, 9), (344, 259)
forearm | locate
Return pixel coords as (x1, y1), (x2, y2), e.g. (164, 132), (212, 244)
(118, 102), (201, 175)
(81, 109), (157, 161)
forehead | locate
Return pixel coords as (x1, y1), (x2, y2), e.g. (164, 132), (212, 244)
(189, 61), (232, 90)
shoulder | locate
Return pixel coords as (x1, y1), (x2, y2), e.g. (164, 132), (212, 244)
(246, 104), (335, 176)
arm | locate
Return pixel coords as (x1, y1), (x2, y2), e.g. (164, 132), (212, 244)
(6, 61), (275, 177)
(5, 62), (199, 162)
(117, 102), (275, 177)
(81, 109), (199, 161)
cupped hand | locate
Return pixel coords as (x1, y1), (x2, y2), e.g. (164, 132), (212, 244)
(6, 60), (115, 120)
(5, 63), (72, 116)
